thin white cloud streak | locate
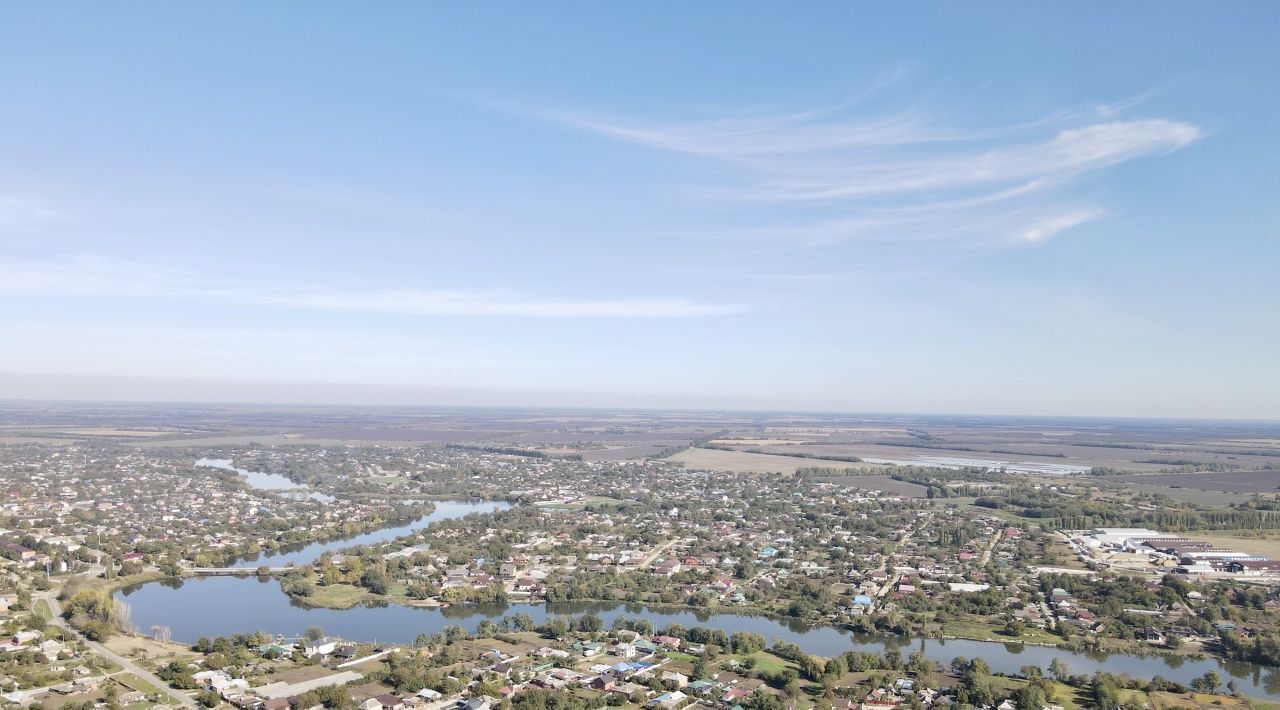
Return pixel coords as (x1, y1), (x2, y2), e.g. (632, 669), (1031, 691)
(553, 108), (949, 157)
(1020, 208), (1105, 243)
(0, 255), (743, 318)
(747, 119), (1200, 201)
(545, 99), (1202, 263)
(568, 110), (1200, 202)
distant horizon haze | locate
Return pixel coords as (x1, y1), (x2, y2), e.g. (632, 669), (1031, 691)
(2, 372), (1276, 422)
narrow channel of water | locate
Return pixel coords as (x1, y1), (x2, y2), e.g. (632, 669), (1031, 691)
(194, 458), (512, 566)
(196, 458), (335, 502)
(251, 500), (512, 567)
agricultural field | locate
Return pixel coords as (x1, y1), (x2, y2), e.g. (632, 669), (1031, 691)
(670, 446), (890, 475)
(1113, 470), (1280, 493)
(811, 474), (929, 498)
(1183, 531), (1280, 559)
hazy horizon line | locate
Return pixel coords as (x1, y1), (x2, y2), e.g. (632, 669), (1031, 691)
(1, 392), (1275, 425)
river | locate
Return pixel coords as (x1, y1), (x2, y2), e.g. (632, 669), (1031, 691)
(196, 458), (336, 502)
(246, 500), (512, 567)
(122, 471), (1280, 698)
(193, 458), (512, 567)
(117, 583), (1280, 697)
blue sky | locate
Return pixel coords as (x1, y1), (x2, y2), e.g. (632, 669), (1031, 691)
(2, 3), (1278, 418)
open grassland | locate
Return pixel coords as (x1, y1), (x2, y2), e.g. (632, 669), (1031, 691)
(1183, 530), (1280, 558)
(941, 618), (1063, 646)
(105, 636), (197, 666)
(0, 435), (86, 444)
(299, 583), (370, 609)
(1114, 470), (1280, 494)
(953, 498), (1044, 525)
(134, 433), (422, 448)
(813, 475), (929, 497)
(1109, 482), (1256, 507)
(114, 672), (183, 706)
(57, 428), (169, 437)
(670, 446), (887, 474)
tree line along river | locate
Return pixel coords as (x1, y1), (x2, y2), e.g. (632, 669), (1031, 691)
(112, 463), (1280, 699)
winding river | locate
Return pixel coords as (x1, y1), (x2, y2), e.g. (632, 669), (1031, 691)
(117, 463), (1280, 699)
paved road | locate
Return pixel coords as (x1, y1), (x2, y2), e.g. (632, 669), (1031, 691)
(39, 591), (197, 709)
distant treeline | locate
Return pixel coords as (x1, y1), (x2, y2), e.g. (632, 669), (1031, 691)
(653, 431), (728, 459)
(798, 465), (1006, 500)
(794, 466), (882, 477)
(444, 444), (581, 461)
(1154, 461), (1280, 473)
(1089, 461), (1280, 475)
(742, 449), (863, 464)
(973, 492), (1280, 531)
(870, 440), (1067, 458)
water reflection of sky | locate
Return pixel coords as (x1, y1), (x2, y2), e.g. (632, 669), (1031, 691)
(117, 581), (1280, 700)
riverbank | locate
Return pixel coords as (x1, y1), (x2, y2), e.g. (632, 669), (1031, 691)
(117, 580), (1280, 701)
(270, 587), (1209, 667)
(222, 502), (438, 566)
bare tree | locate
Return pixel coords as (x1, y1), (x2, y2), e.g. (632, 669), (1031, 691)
(151, 625), (172, 644)
(113, 598), (133, 634)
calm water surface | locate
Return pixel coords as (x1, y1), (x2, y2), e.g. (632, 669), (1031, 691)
(118, 582), (1280, 698)
(123, 479), (1280, 698)
(196, 458), (335, 502)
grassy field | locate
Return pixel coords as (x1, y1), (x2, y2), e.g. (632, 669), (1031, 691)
(301, 584), (370, 609)
(670, 447), (880, 474)
(1112, 482), (1247, 507)
(954, 498), (1043, 525)
(942, 618), (1062, 646)
(1046, 536), (1091, 570)
(1114, 470), (1280, 494)
(1184, 530), (1280, 558)
(0, 436), (83, 445)
(134, 433), (402, 448)
(812, 475), (928, 498)
(740, 650), (798, 674)
(114, 672), (182, 706)
(105, 635), (196, 665)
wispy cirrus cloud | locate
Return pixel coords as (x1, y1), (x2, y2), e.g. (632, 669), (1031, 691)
(1020, 207), (1106, 244)
(542, 95), (1202, 269)
(0, 254), (742, 318)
